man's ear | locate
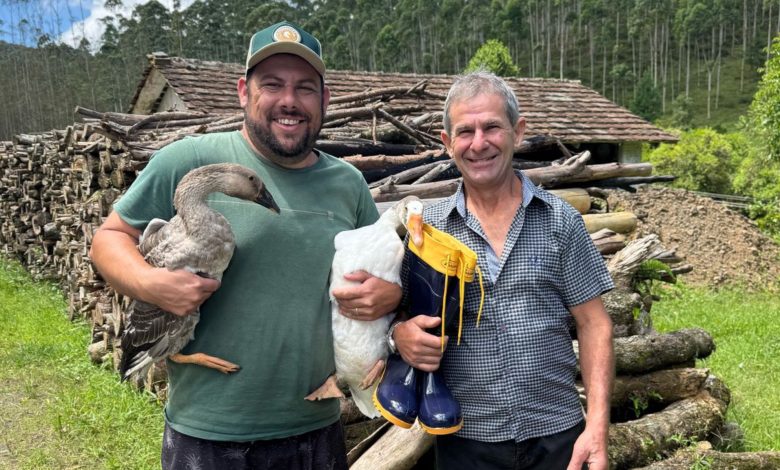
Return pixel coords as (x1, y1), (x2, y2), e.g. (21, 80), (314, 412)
(322, 84), (331, 110)
(441, 131), (453, 156)
(237, 76), (249, 108)
(513, 117), (527, 147)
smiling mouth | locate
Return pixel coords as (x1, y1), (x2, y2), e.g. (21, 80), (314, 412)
(465, 154), (497, 163)
(275, 117), (304, 126)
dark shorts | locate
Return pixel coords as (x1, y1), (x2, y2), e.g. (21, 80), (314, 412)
(161, 420), (348, 470)
(434, 420), (586, 470)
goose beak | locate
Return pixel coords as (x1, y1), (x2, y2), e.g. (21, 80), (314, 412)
(407, 213), (423, 248)
(256, 187), (280, 214)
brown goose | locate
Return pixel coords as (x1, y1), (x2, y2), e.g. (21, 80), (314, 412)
(119, 163), (279, 382)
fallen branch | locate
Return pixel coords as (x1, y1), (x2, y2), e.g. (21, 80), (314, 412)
(635, 441), (780, 469)
(329, 80), (429, 106)
(350, 421), (433, 470)
(608, 375), (730, 469)
(612, 328), (716, 375)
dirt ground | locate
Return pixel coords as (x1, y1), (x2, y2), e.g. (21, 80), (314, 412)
(607, 186), (780, 290)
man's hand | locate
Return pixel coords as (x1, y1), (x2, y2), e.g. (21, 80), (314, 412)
(331, 270), (401, 321)
(567, 425), (608, 470)
(91, 211), (221, 316)
(393, 316), (446, 372)
(141, 268), (221, 316)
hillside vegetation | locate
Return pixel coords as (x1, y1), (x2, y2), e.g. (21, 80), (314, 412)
(1, 0), (778, 139)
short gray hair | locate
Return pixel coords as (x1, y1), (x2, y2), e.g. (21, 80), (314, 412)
(442, 70), (521, 135)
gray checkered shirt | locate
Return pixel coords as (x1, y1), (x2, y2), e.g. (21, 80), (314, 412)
(410, 171), (613, 443)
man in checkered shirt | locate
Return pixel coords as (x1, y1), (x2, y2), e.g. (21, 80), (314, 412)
(392, 71), (615, 470)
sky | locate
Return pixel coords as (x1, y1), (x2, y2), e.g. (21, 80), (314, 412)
(0, 0), (193, 49)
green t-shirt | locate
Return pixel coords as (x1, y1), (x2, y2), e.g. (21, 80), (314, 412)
(113, 131), (378, 441)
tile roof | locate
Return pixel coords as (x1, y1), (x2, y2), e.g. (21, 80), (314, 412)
(129, 53), (677, 144)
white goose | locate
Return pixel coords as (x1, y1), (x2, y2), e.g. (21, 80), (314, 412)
(305, 196), (423, 417)
(119, 163), (279, 382)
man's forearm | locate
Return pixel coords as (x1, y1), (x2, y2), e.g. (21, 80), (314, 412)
(579, 323), (614, 432)
(90, 226), (153, 301)
(572, 298), (614, 434)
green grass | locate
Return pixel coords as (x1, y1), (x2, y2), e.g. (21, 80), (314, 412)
(0, 259), (163, 470)
(652, 283), (780, 451)
(2, 258), (778, 466)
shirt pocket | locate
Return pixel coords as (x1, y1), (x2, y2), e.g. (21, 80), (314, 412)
(511, 248), (559, 291)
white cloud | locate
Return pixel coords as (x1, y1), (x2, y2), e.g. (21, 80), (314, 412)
(59, 0), (195, 50)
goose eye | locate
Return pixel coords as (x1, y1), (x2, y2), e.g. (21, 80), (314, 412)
(248, 176), (255, 181)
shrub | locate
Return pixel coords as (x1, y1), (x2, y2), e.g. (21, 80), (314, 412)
(644, 128), (736, 194)
(747, 35), (780, 160)
(670, 94), (694, 129)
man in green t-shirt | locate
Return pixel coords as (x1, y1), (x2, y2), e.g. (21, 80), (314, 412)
(90, 21), (400, 469)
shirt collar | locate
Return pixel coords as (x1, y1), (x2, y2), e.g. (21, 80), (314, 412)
(435, 171), (548, 222)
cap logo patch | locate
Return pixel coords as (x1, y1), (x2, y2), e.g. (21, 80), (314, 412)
(273, 25), (301, 43)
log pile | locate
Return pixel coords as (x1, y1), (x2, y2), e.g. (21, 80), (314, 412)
(0, 88), (752, 468)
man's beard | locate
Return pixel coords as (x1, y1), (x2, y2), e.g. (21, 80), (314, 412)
(244, 110), (320, 163)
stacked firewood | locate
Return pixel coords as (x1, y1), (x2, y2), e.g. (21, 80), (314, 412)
(1, 85), (769, 468)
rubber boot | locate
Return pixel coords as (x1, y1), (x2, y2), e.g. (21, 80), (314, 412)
(374, 223), (481, 434)
(406, 247), (464, 434)
(373, 248), (461, 432)
(372, 353), (420, 428)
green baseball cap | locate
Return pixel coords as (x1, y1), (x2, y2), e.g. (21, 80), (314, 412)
(245, 21), (325, 76)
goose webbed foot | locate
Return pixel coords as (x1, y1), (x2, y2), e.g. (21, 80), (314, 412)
(304, 374), (344, 401)
(359, 359), (385, 390)
(170, 352), (241, 374)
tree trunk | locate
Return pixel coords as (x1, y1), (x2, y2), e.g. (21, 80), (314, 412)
(636, 443), (780, 470)
(590, 229), (626, 256)
(612, 328), (715, 375)
(368, 156), (653, 202)
(316, 140), (422, 158)
(741, 0), (748, 92)
(551, 187), (591, 214)
(345, 151), (445, 171)
(582, 212), (638, 234)
(609, 368), (709, 411)
(608, 375), (730, 469)
(350, 421), (433, 470)
(600, 288), (643, 337)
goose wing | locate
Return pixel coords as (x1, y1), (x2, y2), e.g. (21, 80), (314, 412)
(120, 217), (219, 381)
(119, 299), (198, 380)
(142, 216), (234, 279)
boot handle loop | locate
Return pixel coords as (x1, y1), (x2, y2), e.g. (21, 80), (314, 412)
(441, 253), (451, 352)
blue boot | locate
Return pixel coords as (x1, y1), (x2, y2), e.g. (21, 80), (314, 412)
(419, 369), (463, 434)
(406, 247), (464, 435)
(374, 223), (482, 434)
(373, 248), (460, 432)
(373, 353), (419, 429)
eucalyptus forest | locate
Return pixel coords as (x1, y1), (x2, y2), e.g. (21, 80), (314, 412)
(0, 0), (778, 139)
(2, 0), (780, 236)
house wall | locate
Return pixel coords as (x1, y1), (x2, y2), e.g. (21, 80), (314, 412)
(158, 88), (188, 113)
(618, 142), (643, 164)
(130, 69), (167, 114)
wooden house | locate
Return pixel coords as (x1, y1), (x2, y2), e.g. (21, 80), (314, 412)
(129, 52), (677, 163)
